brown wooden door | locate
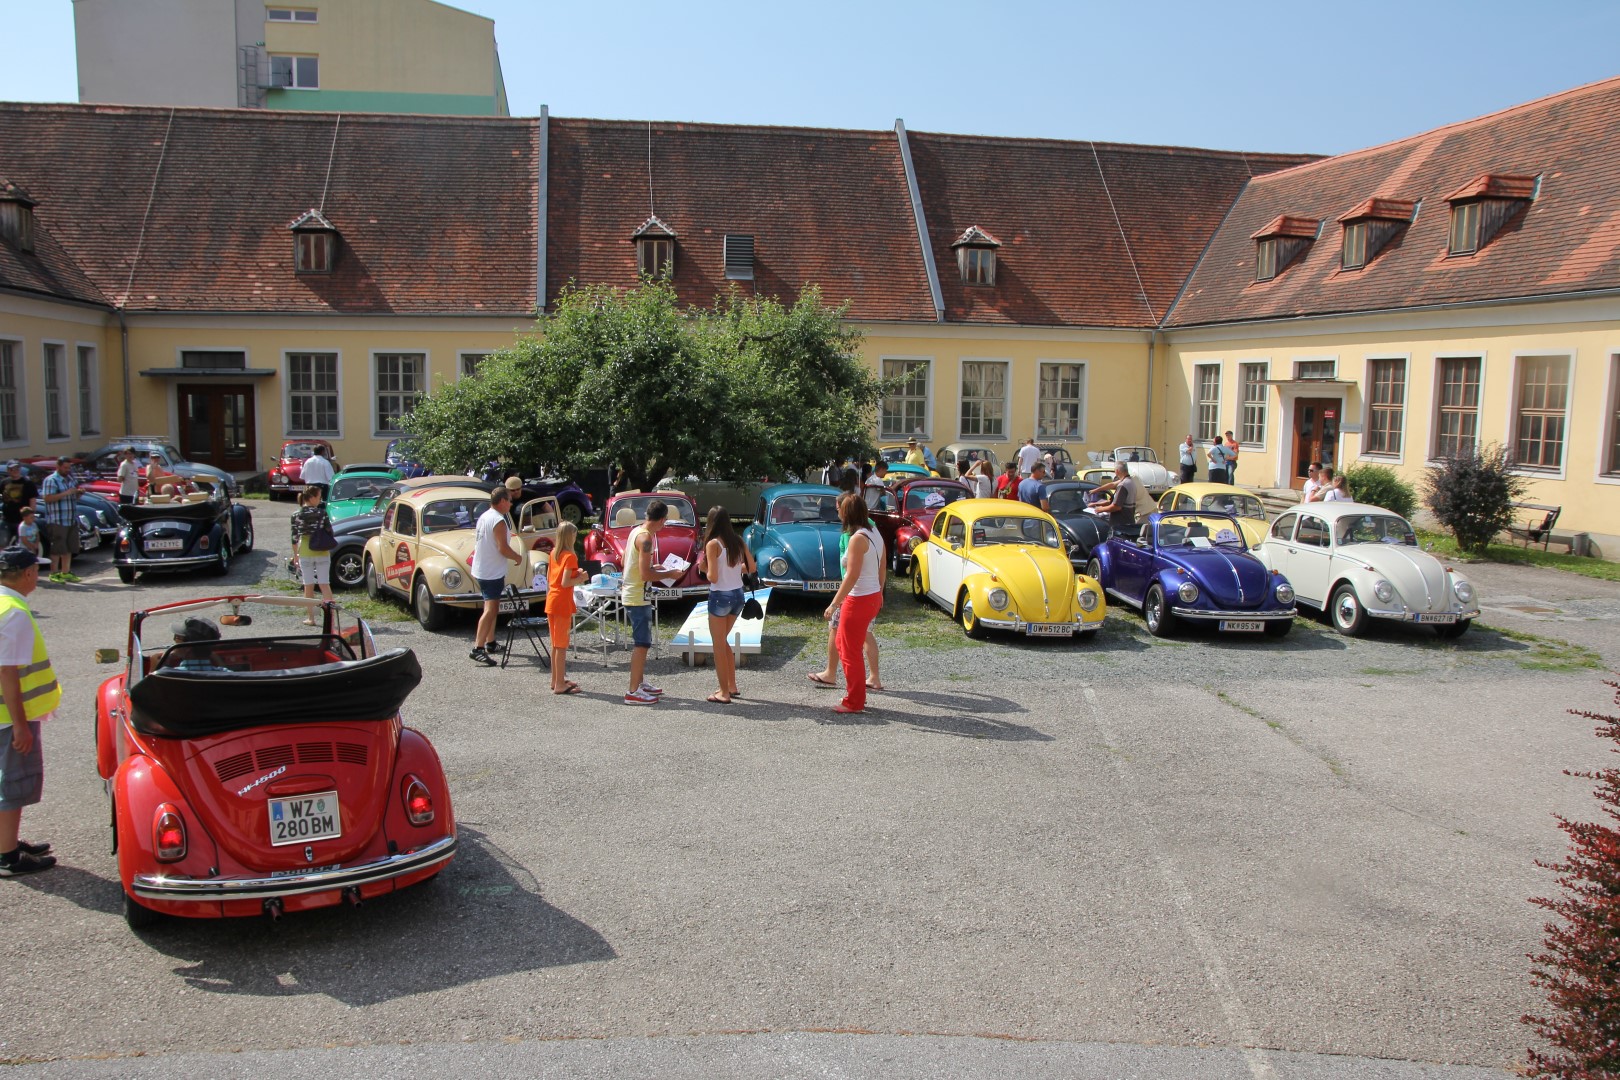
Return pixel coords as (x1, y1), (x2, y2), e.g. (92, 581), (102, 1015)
(1290, 398), (1341, 488)
(178, 384), (256, 473)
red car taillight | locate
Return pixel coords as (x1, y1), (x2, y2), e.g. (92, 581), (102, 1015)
(403, 777), (434, 825)
(154, 804), (186, 862)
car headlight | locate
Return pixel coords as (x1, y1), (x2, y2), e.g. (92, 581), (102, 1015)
(1454, 579), (1474, 603)
(1077, 588), (1099, 612)
(1177, 580), (1199, 603)
(768, 557), (789, 577)
(442, 568), (463, 590)
(1275, 582), (1294, 604)
(987, 588), (1009, 610)
(1374, 579), (1394, 603)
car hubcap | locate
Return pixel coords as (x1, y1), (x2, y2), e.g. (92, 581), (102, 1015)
(1337, 594), (1357, 625)
(416, 584), (432, 620)
(337, 553), (362, 584)
(962, 600), (975, 629)
(1147, 594), (1160, 629)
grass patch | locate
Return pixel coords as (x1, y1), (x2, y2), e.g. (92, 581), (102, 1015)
(1479, 623), (1605, 672)
(1417, 529), (1620, 583)
(241, 492), (270, 501)
(259, 573), (414, 623)
(1355, 666), (1423, 676)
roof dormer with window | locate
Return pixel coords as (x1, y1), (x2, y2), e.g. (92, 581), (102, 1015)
(288, 208), (337, 273)
(1444, 173), (1537, 256)
(630, 214), (675, 279)
(951, 225), (1000, 286)
(0, 179), (36, 254)
(1250, 215), (1319, 282)
(1337, 197), (1416, 271)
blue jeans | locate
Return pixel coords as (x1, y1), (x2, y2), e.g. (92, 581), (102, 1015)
(708, 589), (745, 618)
(476, 576), (506, 601)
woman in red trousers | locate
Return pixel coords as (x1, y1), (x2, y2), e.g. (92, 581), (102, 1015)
(823, 493), (885, 714)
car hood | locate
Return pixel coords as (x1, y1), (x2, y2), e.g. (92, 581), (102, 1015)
(1162, 546), (1274, 608)
(1339, 543), (1457, 612)
(768, 523), (842, 581)
(968, 543), (1078, 621)
(327, 498), (374, 522)
(333, 513), (382, 537)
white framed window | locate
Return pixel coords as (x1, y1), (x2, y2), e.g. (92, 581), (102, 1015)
(287, 352), (340, 436)
(880, 357), (931, 440)
(373, 352), (425, 436)
(1194, 363), (1221, 442)
(1604, 354), (1620, 479)
(459, 352), (489, 379)
(959, 247), (996, 285)
(1341, 222), (1368, 270)
(1294, 358), (1337, 381)
(267, 7), (318, 21)
(1512, 354), (1571, 473)
(42, 342), (68, 441)
(1364, 358), (1406, 459)
(1035, 361), (1085, 440)
(270, 55), (319, 89)
(1433, 356), (1483, 460)
(0, 340), (22, 445)
(1239, 362), (1268, 447)
(958, 360), (1007, 439)
(76, 344), (99, 436)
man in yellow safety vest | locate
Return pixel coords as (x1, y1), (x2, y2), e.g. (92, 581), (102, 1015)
(0, 545), (58, 877)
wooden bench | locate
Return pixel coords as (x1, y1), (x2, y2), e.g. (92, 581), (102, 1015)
(1505, 502), (1589, 555)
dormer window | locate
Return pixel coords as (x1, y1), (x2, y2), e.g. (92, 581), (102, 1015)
(630, 215), (675, 279)
(288, 208), (337, 273)
(1338, 197), (1416, 270)
(951, 226), (1000, 286)
(1445, 173), (1537, 256)
(1250, 215), (1320, 282)
(0, 180), (36, 254)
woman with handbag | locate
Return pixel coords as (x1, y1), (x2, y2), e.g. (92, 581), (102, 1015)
(696, 506), (755, 704)
(823, 493), (885, 714)
(290, 485), (337, 622)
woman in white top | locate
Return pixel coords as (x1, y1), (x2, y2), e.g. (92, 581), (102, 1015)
(823, 493), (885, 714)
(966, 460), (994, 499)
(696, 506), (755, 705)
(1321, 473), (1351, 501)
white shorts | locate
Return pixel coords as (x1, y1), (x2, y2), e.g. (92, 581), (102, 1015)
(299, 555), (331, 586)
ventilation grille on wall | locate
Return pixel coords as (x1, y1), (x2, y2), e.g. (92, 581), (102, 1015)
(723, 234), (754, 280)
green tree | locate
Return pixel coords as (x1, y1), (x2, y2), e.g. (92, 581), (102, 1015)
(1423, 442), (1528, 556)
(1343, 461), (1418, 520)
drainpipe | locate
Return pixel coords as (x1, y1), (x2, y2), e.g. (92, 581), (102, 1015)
(118, 307), (132, 434)
(1144, 328), (1156, 447)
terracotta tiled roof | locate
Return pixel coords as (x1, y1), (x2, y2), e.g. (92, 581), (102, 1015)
(1445, 173), (1538, 202)
(1165, 76), (1620, 327)
(544, 118), (935, 321)
(1338, 197), (1416, 223)
(0, 213), (109, 307)
(906, 132), (1317, 327)
(0, 103), (537, 314)
(1251, 214), (1321, 240)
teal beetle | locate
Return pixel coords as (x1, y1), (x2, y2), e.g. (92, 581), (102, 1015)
(743, 483), (848, 595)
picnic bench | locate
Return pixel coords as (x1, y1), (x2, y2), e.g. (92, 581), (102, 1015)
(673, 588), (771, 667)
(1505, 502), (1589, 556)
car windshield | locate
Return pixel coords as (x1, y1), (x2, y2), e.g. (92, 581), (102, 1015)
(420, 497), (486, 534)
(283, 442), (323, 460)
(769, 494), (841, 525)
(1198, 493), (1265, 519)
(611, 495), (695, 526)
(1336, 513), (1417, 546)
(1157, 515), (1248, 551)
(904, 485), (968, 512)
(1046, 486), (1098, 515)
(969, 515), (1060, 549)
(331, 475), (390, 502)
(1115, 447), (1157, 463)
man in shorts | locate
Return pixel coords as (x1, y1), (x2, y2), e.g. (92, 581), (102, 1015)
(39, 457), (82, 583)
(0, 544), (58, 877)
(621, 500), (681, 705)
(468, 486), (525, 666)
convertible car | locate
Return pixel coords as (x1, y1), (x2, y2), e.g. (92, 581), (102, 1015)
(1042, 481), (1113, 567)
(1087, 511), (1296, 637)
(94, 595), (456, 928)
(1087, 446), (1173, 498)
(912, 499), (1106, 639)
(1256, 502), (1479, 637)
(866, 477), (973, 573)
(114, 481), (254, 583)
(1158, 483), (1271, 548)
(584, 491), (707, 598)
(744, 483), (846, 595)
(268, 440), (337, 499)
(80, 438), (240, 497)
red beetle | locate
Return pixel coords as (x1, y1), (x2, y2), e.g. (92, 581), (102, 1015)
(268, 439), (337, 499)
(866, 477), (975, 574)
(94, 595), (455, 928)
(583, 491), (708, 598)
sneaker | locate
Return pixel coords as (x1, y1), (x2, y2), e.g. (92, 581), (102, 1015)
(623, 689), (659, 706)
(60, 572), (81, 584)
(46, 572), (64, 584)
(17, 839), (50, 857)
(638, 681), (664, 696)
(469, 648), (497, 667)
(484, 640), (506, 654)
(0, 850), (57, 876)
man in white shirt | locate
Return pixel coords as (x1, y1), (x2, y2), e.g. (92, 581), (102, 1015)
(1016, 438), (1041, 477)
(0, 545), (57, 877)
(1300, 462), (1323, 503)
(115, 447), (140, 507)
(469, 487), (524, 666)
(300, 446), (335, 500)
(1178, 436), (1197, 484)
(863, 461), (892, 491)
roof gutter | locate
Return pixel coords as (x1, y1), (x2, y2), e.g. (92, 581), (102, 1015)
(894, 120), (944, 323)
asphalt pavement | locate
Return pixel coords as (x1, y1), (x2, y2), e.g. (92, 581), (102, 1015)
(3, 498), (1618, 1077)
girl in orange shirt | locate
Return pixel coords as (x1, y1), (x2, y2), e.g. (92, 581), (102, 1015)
(546, 521), (589, 694)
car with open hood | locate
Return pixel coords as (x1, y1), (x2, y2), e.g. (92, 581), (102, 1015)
(1157, 483), (1271, 548)
(92, 594), (455, 929)
(1087, 446), (1173, 498)
(268, 440), (337, 499)
(744, 483), (846, 595)
(911, 498), (1106, 639)
(866, 477), (973, 573)
(113, 480), (254, 583)
(1256, 501), (1479, 638)
(1086, 511), (1296, 638)
(583, 490), (706, 598)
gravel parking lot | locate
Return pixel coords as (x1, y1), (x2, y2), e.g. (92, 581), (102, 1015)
(3, 498), (1617, 1077)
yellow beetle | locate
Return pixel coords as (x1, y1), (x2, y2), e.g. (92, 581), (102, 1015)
(911, 498), (1106, 639)
(1156, 483), (1271, 548)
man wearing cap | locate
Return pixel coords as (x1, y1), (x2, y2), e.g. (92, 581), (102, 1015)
(904, 438), (926, 469)
(171, 616), (223, 671)
(38, 457), (82, 583)
(0, 545), (58, 877)
(0, 460), (38, 548)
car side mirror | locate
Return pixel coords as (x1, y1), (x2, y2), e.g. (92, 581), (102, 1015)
(94, 648), (120, 664)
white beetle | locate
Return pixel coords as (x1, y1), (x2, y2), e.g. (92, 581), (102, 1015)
(1088, 446), (1173, 498)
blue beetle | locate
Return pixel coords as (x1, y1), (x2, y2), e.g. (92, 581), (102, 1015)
(743, 483), (846, 596)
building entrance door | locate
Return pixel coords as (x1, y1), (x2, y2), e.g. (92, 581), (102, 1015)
(177, 384), (255, 473)
(1290, 397), (1340, 489)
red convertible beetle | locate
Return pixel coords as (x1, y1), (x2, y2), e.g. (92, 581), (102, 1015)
(94, 595), (456, 929)
(583, 491), (707, 598)
(866, 477), (974, 574)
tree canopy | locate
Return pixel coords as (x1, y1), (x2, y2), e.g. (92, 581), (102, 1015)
(403, 281), (883, 492)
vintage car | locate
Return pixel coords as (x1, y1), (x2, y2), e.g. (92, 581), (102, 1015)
(76, 490), (127, 553)
(657, 475), (779, 521)
(866, 477), (973, 573)
(1256, 502), (1479, 638)
(93, 595), (456, 928)
(879, 444), (942, 475)
(268, 440), (337, 499)
(1043, 481), (1113, 567)
(307, 475), (475, 590)
(114, 481), (255, 583)
(327, 466), (403, 524)
(80, 438), (240, 497)
(584, 491), (706, 598)
(384, 438), (431, 479)
(508, 474), (594, 525)
(1086, 511), (1296, 638)
(934, 444), (1002, 479)
(743, 483), (846, 595)
(912, 498), (1105, 639)
(1158, 483), (1271, 547)
(363, 483), (561, 629)
(1087, 446), (1173, 497)
(884, 462), (932, 481)
(1075, 465), (1114, 486)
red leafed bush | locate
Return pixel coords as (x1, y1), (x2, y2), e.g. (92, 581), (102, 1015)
(1525, 678), (1620, 1078)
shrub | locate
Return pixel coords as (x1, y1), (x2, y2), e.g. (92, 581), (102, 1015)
(1423, 443), (1528, 556)
(1343, 461), (1417, 520)
(1525, 679), (1620, 1078)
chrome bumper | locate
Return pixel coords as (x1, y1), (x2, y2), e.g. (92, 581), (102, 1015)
(1170, 606), (1297, 620)
(1367, 606), (1481, 622)
(132, 834), (457, 901)
(115, 554), (217, 569)
(649, 585), (709, 600)
(434, 587), (546, 606)
(759, 577), (839, 594)
(977, 615), (1101, 634)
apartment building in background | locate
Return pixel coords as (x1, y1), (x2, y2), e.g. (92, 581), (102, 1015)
(73, 0), (508, 115)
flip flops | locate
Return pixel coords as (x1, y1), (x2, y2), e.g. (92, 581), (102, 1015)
(806, 672), (836, 687)
(706, 692), (732, 704)
(553, 682), (581, 695)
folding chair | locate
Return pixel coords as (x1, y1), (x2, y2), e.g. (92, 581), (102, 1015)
(500, 584), (550, 670)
